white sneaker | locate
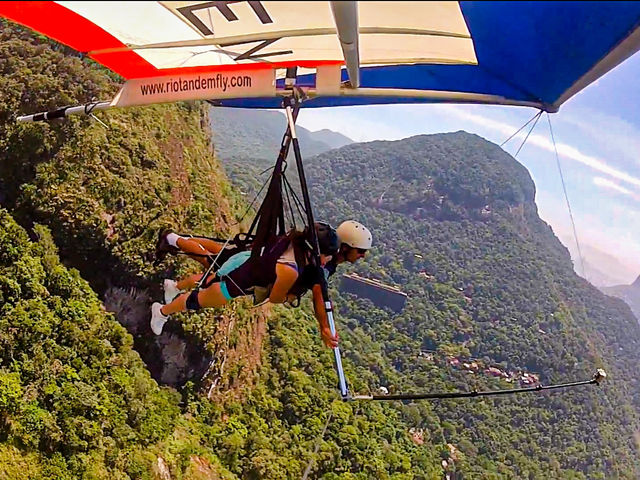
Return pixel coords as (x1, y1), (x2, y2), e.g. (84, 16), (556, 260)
(163, 279), (182, 304)
(150, 302), (169, 335)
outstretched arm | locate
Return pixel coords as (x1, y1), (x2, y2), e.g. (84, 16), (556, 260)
(311, 283), (338, 348)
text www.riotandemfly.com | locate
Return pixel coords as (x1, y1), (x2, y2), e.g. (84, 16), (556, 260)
(139, 74), (252, 95)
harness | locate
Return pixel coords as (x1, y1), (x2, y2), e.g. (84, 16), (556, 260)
(287, 257), (337, 304)
(177, 101), (307, 300)
(222, 235), (293, 291)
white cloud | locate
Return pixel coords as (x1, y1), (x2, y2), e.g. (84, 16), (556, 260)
(592, 176), (640, 201)
(431, 105), (521, 137)
(436, 106), (640, 189)
(562, 109), (640, 168)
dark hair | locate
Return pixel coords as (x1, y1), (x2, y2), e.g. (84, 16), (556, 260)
(287, 222), (339, 266)
(315, 222), (339, 255)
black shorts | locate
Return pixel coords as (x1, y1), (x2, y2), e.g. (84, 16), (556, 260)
(219, 262), (256, 299)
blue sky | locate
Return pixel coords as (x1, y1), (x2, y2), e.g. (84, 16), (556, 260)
(296, 54), (640, 286)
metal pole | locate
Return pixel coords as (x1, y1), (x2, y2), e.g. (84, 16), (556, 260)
(283, 95), (349, 399)
(17, 101), (112, 122)
(351, 369), (607, 402)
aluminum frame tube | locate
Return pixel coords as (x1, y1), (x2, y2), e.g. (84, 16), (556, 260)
(17, 101), (112, 122)
(283, 97), (349, 399)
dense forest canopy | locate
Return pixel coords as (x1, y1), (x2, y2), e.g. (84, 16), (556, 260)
(302, 133), (640, 478)
(1, 21), (640, 479)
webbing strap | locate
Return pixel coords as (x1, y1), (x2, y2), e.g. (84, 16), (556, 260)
(249, 104), (301, 260)
(184, 97), (306, 300)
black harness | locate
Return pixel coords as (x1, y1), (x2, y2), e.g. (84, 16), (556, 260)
(181, 99), (331, 310)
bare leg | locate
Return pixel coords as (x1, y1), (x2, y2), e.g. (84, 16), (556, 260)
(160, 282), (229, 316)
(191, 237), (224, 254)
(175, 237), (220, 268)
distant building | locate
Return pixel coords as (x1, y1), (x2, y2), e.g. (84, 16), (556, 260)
(340, 273), (408, 312)
(485, 367), (503, 377)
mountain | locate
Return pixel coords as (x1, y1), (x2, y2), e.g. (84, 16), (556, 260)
(208, 106), (353, 162)
(307, 128), (353, 149)
(602, 275), (640, 321)
(221, 130), (640, 478)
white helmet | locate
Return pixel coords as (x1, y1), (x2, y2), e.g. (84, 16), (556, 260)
(337, 220), (372, 250)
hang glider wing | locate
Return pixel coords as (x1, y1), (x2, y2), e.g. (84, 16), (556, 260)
(2, 1), (640, 111)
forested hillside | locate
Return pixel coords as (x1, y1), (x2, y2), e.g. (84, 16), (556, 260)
(301, 134), (640, 478)
(3, 20), (640, 480)
(0, 22), (445, 480)
(221, 129), (640, 478)
(0, 209), (239, 479)
(208, 107), (352, 161)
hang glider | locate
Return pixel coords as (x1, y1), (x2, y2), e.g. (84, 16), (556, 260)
(3, 1), (640, 113)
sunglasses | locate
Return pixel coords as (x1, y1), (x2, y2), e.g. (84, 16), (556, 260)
(355, 248), (368, 254)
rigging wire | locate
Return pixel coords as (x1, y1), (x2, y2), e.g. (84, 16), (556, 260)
(500, 110), (542, 148)
(513, 110), (542, 158)
(284, 178), (297, 230)
(502, 110), (586, 280)
(282, 172), (307, 225)
(502, 111), (585, 280)
(546, 113), (587, 281)
(301, 411), (333, 480)
(231, 167), (272, 227)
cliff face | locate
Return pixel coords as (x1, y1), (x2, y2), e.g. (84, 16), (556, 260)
(0, 23), (267, 391)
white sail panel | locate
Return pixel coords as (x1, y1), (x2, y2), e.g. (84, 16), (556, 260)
(57, 1), (201, 44)
(359, 1), (471, 35)
(57, 1), (476, 69)
(361, 34), (476, 65)
(163, 1), (337, 39)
